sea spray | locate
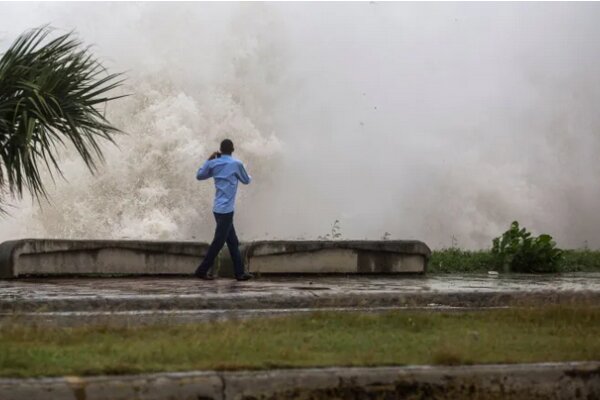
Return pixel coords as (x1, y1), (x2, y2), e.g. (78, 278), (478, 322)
(1, 2), (600, 248)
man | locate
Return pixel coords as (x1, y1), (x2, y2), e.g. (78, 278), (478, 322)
(194, 139), (253, 281)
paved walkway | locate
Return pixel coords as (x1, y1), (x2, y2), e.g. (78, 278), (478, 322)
(1, 273), (599, 325)
(3, 273), (599, 300)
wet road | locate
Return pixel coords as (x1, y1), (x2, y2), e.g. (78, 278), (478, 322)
(2, 273), (600, 300)
(1, 273), (599, 326)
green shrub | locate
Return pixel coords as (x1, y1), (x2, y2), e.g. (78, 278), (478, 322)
(559, 249), (600, 272)
(491, 221), (563, 273)
(429, 248), (494, 273)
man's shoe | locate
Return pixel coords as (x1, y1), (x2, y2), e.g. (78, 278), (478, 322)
(194, 272), (215, 280)
(235, 273), (253, 281)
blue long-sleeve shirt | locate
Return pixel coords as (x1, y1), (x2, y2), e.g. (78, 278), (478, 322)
(196, 155), (252, 214)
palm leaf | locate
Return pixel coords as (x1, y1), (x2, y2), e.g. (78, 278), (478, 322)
(0, 26), (127, 212)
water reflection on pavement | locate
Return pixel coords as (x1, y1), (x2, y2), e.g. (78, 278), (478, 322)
(1, 274), (599, 326)
(1, 273), (599, 301)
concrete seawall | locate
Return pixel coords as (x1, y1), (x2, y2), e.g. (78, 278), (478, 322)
(1, 362), (598, 400)
(0, 239), (209, 278)
(245, 240), (430, 275)
(0, 239), (430, 278)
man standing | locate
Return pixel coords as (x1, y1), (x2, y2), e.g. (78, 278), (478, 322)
(194, 139), (253, 281)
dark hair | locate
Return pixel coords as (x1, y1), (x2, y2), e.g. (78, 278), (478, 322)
(220, 139), (234, 154)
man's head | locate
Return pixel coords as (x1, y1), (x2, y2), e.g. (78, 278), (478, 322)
(220, 139), (234, 155)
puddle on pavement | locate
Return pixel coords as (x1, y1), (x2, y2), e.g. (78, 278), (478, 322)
(1, 273), (599, 302)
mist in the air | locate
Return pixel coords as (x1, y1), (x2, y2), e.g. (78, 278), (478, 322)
(1, 2), (599, 249)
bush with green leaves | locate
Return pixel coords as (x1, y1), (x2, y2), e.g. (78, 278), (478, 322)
(491, 221), (563, 273)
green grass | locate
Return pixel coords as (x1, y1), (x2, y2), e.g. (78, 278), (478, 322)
(1, 306), (599, 377)
(560, 249), (600, 272)
(429, 248), (600, 273)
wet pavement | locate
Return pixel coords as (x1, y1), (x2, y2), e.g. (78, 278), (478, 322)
(1, 273), (599, 326)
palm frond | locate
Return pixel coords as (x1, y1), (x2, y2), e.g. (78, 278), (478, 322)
(0, 26), (127, 212)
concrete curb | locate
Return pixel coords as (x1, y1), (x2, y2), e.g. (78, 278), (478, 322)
(1, 289), (598, 313)
(0, 362), (598, 400)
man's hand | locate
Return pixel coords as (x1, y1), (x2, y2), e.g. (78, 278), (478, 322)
(208, 151), (221, 161)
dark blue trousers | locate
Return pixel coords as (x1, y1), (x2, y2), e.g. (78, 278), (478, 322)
(195, 212), (245, 277)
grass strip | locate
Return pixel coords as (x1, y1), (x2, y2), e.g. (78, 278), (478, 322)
(0, 306), (599, 378)
(429, 248), (600, 273)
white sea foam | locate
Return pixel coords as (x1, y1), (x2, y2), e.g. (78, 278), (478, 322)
(1, 3), (600, 249)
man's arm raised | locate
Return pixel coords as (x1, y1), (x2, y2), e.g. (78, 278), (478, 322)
(237, 162), (252, 185)
(196, 159), (213, 180)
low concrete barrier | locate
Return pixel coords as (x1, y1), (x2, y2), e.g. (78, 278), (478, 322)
(0, 362), (598, 400)
(245, 240), (430, 275)
(0, 239), (431, 278)
(0, 239), (208, 278)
